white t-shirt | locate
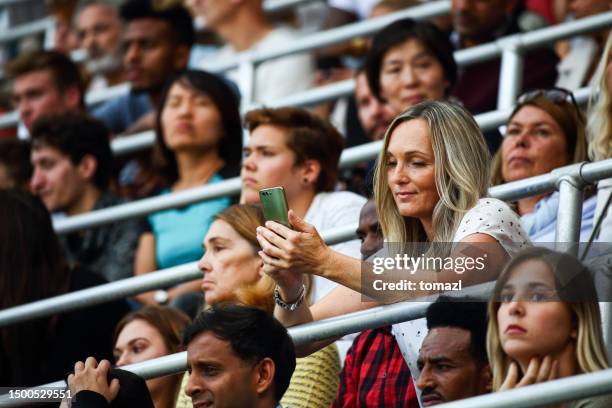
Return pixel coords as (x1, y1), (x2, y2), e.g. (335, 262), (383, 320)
(305, 190), (366, 363)
(392, 198), (529, 386)
(199, 26), (315, 105)
(556, 36), (599, 91)
(304, 191), (367, 302)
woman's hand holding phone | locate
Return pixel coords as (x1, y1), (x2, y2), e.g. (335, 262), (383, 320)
(257, 210), (330, 295)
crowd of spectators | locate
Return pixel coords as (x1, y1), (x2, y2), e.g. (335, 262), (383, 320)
(1, 0), (612, 407)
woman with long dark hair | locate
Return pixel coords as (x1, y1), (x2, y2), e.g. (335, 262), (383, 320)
(134, 70), (242, 309)
(0, 190), (128, 386)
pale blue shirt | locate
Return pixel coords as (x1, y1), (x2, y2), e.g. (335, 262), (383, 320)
(521, 191), (596, 242)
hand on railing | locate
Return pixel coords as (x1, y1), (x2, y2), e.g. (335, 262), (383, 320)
(65, 357), (120, 406)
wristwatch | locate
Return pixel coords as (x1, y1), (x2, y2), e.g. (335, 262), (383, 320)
(154, 289), (169, 305)
(273, 284), (306, 311)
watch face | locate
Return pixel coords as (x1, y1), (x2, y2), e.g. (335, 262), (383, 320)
(154, 290), (168, 304)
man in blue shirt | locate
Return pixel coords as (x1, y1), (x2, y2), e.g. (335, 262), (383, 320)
(92, 0), (194, 135)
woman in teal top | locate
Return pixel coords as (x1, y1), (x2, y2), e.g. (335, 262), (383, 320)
(134, 70), (242, 308)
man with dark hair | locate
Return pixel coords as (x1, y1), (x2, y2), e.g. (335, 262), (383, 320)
(93, 0), (194, 134)
(29, 112), (144, 281)
(184, 304), (296, 408)
(449, 0), (558, 115)
(7, 50), (84, 131)
(416, 298), (491, 406)
(73, 0), (125, 91)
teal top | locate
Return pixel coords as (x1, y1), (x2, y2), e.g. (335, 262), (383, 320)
(148, 174), (231, 269)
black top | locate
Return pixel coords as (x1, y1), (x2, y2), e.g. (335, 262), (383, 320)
(0, 268), (130, 388)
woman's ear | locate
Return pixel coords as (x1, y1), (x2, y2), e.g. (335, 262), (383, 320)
(300, 160), (321, 187)
(570, 314), (578, 340)
(570, 327), (578, 340)
(257, 256), (265, 277)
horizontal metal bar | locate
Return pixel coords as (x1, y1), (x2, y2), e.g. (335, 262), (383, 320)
(0, 301), (431, 407)
(0, 262), (201, 328)
(5, 297), (612, 408)
(489, 172), (556, 202)
(53, 178), (241, 234)
(54, 87), (593, 234)
(0, 3), (449, 129)
(266, 78), (356, 109)
(0, 110), (19, 129)
(0, 9), (607, 130)
(0, 16), (53, 44)
(205, 1), (451, 72)
(519, 11), (612, 50)
(0, 222), (359, 329)
(111, 131), (156, 156)
(437, 369), (612, 408)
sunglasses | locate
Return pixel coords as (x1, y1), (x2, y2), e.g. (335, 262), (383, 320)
(517, 87), (585, 124)
(499, 87), (584, 136)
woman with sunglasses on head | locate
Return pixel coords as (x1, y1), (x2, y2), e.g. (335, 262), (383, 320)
(487, 247), (612, 407)
(490, 87), (596, 242)
(587, 33), (612, 243)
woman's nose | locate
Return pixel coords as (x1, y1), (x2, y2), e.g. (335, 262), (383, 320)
(115, 352), (129, 367)
(242, 152), (256, 170)
(507, 301), (525, 316)
(198, 252), (212, 273)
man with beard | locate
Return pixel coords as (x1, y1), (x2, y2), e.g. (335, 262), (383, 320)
(354, 70), (396, 142)
(92, 0), (194, 135)
(74, 1), (125, 92)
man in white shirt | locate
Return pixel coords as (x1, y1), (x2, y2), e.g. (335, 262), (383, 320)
(195, 0), (314, 105)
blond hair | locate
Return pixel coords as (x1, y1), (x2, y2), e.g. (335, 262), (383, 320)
(487, 248), (609, 390)
(373, 101), (490, 244)
(588, 32), (612, 161)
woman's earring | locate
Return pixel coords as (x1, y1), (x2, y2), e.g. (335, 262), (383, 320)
(303, 178), (309, 184)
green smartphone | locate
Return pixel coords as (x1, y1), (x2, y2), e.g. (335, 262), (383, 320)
(259, 187), (292, 229)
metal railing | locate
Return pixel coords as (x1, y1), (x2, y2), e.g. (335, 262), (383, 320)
(0, 1), (452, 129)
(0, 8), (609, 130)
(0, 222), (358, 328)
(3, 294), (612, 407)
(5, 153), (611, 329)
(0, 0), (312, 42)
(0, 16), (53, 45)
(53, 86), (592, 235)
(182, 9), (612, 111)
(2, 119), (612, 408)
